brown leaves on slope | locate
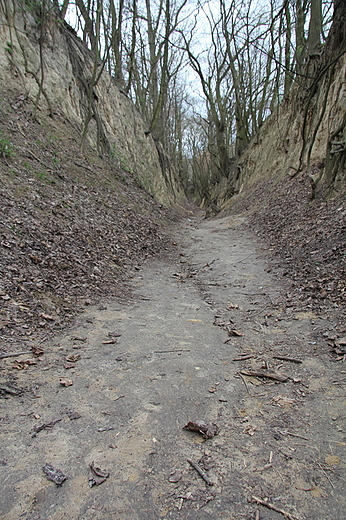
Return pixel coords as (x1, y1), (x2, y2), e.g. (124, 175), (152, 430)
(233, 173), (345, 310)
(0, 91), (178, 342)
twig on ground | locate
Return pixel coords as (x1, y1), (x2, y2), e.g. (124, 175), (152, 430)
(233, 355), (254, 361)
(246, 304), (269, 319)
(0, 351), (32, 359)
(113, 395), (125, 401)
(252, 495), (299, 520)
(241, 369), (288, 382)
(273, 356), (302, 364)
(73, 161), (95, 173)
(316, 461), (335, 489)
(238, 372), (251, 394)
(154, 349), (190, 354)
(32, 418), (62, 437)
(279, 431), (310, 441)
(187, 458), (214, 486)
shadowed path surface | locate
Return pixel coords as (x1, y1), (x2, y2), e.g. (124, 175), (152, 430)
(1, 216), (345, 520)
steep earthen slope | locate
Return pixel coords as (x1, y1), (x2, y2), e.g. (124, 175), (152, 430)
(0, 85), (182, 344)
(236, 53), (345, 195)
(0, 0), (186, 345)
(219, 45), (345, 311)
(0, 0), (183, 205)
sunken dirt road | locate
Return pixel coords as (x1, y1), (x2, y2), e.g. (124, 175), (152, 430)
(1, 215), (345, 520)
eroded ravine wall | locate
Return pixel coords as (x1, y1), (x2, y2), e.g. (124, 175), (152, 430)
(238, 53), (346, 191)
(0, 0), (183, 206)
(217, 52), (346, 212)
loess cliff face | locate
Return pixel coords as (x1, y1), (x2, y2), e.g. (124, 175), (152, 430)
(235, 54), (346, 198)
(203, 46), (345, 216)
(0, 0), (183, 206)
(217, 51), (346, 310)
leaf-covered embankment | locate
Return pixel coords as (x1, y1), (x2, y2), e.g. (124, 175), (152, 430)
(0, 89), (180, 345)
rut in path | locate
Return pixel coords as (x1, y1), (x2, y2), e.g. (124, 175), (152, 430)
(1, 215), (345, 520)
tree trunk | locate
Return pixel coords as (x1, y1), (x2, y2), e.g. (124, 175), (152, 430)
(307, 0), (322, 56)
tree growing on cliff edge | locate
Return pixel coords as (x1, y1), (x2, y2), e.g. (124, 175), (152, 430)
(43, 0), (345, 201)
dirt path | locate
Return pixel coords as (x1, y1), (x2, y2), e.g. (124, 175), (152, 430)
(1, 215), (345, 520)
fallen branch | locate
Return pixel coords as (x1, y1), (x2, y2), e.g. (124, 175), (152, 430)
(154, 349), (190, 354)
(241, 370), (288, 382)
(0, 351), (32, 359)
(73, 161), (95, 173)
(252, 495), (299, 520)
(187, 458), (214, 486)
(238, 372), (251, 394)
(32, 418), (62, 437)
(273, 356), (302, 364)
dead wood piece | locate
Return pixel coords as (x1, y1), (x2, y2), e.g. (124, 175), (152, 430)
(187, 459), (214, 486)
(238, 372), (251, 394)
(42, 463), (67, 485)
(154, 349), (190, 354)
(73, 161), (95, 173)
(183, 420), (219, 439)
(273, 355), (302, 364)
(0, 351), (32, 359)
(233, 355), (254, 361)
(65, 354), (80, 362)
(12, 358), (37, 370)
(89, 461), (109, 487)
(228, 329), (243, 337)
(241, 370), (289, 382)
(32, 346), (44, 356)
(279, 431), (310, 441)
(33, 418), (62, 437)
(0, 382), (23, 396)
(252, 495), (299, 520)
